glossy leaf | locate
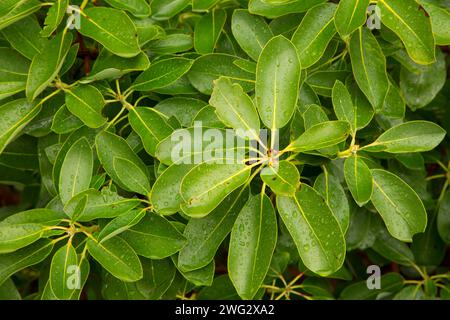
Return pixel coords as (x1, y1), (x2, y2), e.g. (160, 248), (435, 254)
(371, 169), (427, 242)
(378, 0), (435, 64)
(58, 137), (93, 204)
(364, 121), (446, 153)
(41, 0), (68, 37)
(188, 54), (255, 94)
(96, 131), (151, 195)
(209, 77), (260, 134)
(49, 243), (78, 300)
(344, 155), (373, 207)
(334, 0), (370, 39)
(121, 214), (186, 259)
(260, 160), (300, 196)
(128, 107), (174, 156)
(291, 3), (337, 68)
(288, 121), (350, 152)
(255, 35), (301, 129)
(180, 162), (251, 217)
(132, 58), (193, 91)
(0, 239), (54, 287)
(229, 193), (277, 300)
(194, 9), (227, 54)
(104, 0), (151, 17)
(86, 236), (142, 282)
(314, 172), (350, 233)
(0, 99), (41, 154)
(277, 185), (346, 276)
(231, 9), (273, 61)
(248, 0), (327, 19)
(79, 7), (140, 58)
(178, 187), (249, 271)
(349, 27), (389, 111)
(26, 32), (73, 100)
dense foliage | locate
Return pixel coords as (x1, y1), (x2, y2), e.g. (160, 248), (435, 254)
(0, 0), (449, 300)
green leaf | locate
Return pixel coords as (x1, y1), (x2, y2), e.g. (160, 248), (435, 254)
(150, 0), (190, 21)
(150, 163), (195, 215)
(372, 227), (415, 266)
(400, 50), (446, 110)
(340, 272), (404, 300)
(0, 278), (20, 300)
(260, 160), (300, 196)
(51, 105), (84, 134)
(209, 77), (260, 134)
(121, 214), (186, 259)
(64, 188), (140, 221)
(228, 192), (277, 300)
(178, 187), (249, 271)
(49, 243), (78, 300)
(378, 0), (435, 64)
(65, 85), (106, 128)
(132, 57), (193, 91)
(0, 239), (54, 287)
(41, 0), (68, 37)
(26, 32), (73, 100)
(147, 33), (193, 54)
(104, 0), (151, 17)
(135, 258), (176, 299)
(314, 172), (350, 233)
(187, 53), (255, 94)
(172, 255), (214, 287)
(438, 190), (450, 244)
(248, 0), (327, 19)
(288, 121), (350, 152)
(277, 184), (346, 276)
(1, 16), (45, 60)
(291, 3), (337, 69)
(155, 127), (246, 166)
(393, 285), (425, 300)
(98, 209), (146, 243)
(180, 162), (251, 217)
(420, 1), (450, 46)
(198, 274), (240, 300)
(0, 223), (47, 253)
(79, 7), (140, 58)
(113, 156), (151, 196)
(0, 98), (42, 154)
(155, 97), (207, 127)
(231, 9), (273, 61)
(192, 0), (220, 11)
(255, 35), (301, 129)
(0, 48), (29, 100)
(82, 50), (150, 83)
(349, 27), (389, 111)
(381, 79), (405, 118)
(370, 169), (427, 242)
(58, 137), (93, 204)
(363, 121), (446, 153)
(0, 0), (42, 30)
(344, 155), (373, 207)
(96, 131), (151, 194)
(52, 126), (98, 190)
(194, 9), (227, 54)
(128, 107), (174, 156)
(334, 0), (370, 39)
(1, 208), (65, 226)
(332, 80), (373, 133)
(86, 236), (142, 282)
